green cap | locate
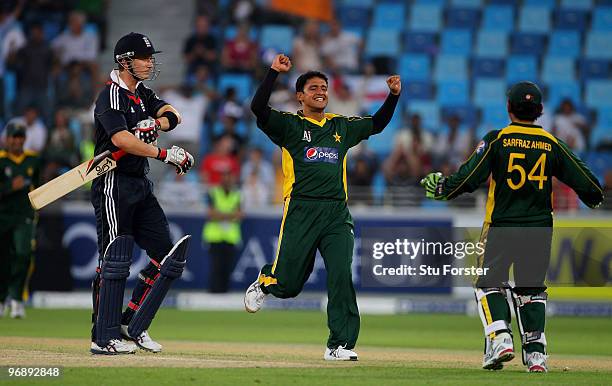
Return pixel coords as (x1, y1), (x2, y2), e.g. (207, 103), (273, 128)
(507, 81), (542, 105)
(5, 121), (26, 137)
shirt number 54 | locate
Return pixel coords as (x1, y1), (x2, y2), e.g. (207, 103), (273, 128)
(506, 152), (548, 190)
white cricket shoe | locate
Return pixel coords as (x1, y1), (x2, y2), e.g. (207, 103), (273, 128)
(121, 325), (162, 353)
(10, 300), (25, 319)
(526, 352), (548, 373)
(90, 339), (137, 355)
(482, 332), (515, 370)
(244, 274), (267, 313)
(324, 345), (359, 361)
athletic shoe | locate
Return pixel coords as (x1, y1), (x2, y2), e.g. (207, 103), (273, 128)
(526, 352), (548, 373)
(324, 345), (358, 361)
(90, 339), (137, 355)
(121, 325), (162, 353)
(482, 332), (515, 370)
(244, 272), (267, 313)
(9, 300), (25, 319)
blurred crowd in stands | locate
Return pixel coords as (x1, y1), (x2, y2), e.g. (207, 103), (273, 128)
(0, 0), (610, 211)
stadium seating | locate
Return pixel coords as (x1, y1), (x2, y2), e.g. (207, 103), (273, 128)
(218, 74), (252, 101)
(586, 81), (612, 108)
(437, 81), (470, 106)
(548, 31), (581, 57)
(407, 100), (440, 130)
(434, 55), (468, 81)
(446, 8), (480, 29)
(547, 82), (581, 109)
(541, 57), (576, 83)
(474, 79), (506, 108)
(404, 32), (437, 54)
(482, 6), (514, 31)
(555, 9), (588, 30)
(475, 31), (508, 57)
(511, 32), (546, 55)
(259, 25), (294, 54)
(472, 57), (505, 78)
(585, 31), (612, 59)
(440, 29), (472, 55)
(592, 6), (612, 30)
(365, 29), (400, 57)
(398, 54), (431, 81)
(507, 55), (538, 83)
(579, 59), (611, 80)
(518, 6), (552, 33)
(338, 6), (371, 29)
(409, 5), (443, 32)
(373, 3), (405, 30)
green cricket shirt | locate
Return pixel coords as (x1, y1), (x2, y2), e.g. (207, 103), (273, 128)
(439, 122), (603, 224)
(0, 150), (40, 220)
(259, 109), (376, 201)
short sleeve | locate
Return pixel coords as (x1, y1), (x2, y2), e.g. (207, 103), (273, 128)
(94, 86), (128, 137)
(140, 85), (168, 116)
(345, 116), (375, 148)
(257, 109), (297, 147)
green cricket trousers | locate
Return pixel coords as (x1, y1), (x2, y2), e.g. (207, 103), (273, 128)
(259, 198), (360, 350)
(0, 217), (35, 302)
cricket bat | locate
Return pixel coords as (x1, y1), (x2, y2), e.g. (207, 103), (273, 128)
(28, 149), (126, 210)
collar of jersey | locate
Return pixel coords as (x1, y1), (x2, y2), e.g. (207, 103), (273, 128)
(297, 111), (337, 127)
(509, 122), (542, 129)
(110, 70), (141, 91)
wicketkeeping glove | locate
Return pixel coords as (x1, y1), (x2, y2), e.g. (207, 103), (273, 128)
(420, 172), (446, 200)
(156, 146), (195, 175)
(134, 118), (160, 145)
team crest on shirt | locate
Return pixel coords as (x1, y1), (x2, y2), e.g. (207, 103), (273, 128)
(476, 140), (486, 154)
(302, 130), (311, 142)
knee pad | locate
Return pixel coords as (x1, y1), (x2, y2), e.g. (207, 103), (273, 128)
(128, 235), (190, 338)
(475, 287), (512, 338)
(95, 235), (134, 346)
(510, 289), (548, 364)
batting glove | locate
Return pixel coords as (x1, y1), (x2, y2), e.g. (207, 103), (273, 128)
(156, 146), (194, 175)
(134, 118), (160, 145)
(420, 172), (446, 200)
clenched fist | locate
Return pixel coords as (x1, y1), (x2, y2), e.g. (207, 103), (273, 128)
(386, 75), (401, 95)
(271, 54), (292, 73)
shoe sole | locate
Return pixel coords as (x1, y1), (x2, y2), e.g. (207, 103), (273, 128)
(324, 356), (358, 361)
(528, 365), (547, 373)
(90, 348), (136, 355)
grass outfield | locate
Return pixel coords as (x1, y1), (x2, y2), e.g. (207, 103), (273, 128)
(1, 309), (611, 385)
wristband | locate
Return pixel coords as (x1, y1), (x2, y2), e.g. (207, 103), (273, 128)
(161, 111), (179, 131)
(156, 148), (167, 160)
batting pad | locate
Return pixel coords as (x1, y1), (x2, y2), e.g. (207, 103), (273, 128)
(96, 235), (134, 347)
(128, 235), (191, 338)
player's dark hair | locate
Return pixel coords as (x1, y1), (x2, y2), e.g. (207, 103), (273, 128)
(295, 71), (328, 93)
(508, 101), (543, 121)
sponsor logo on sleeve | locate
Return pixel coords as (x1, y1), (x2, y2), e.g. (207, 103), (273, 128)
(476, 140), (486, 154)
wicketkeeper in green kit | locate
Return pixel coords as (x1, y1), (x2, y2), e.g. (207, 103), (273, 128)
(244, 54), (401, 361)
(0, 121), (41, 318)
(421, 82), (604, 372)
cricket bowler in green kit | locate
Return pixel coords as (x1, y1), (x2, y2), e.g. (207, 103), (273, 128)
(0, 121), (41, 319)
(244, 54), (401, 361)
(421, 82), (604, 373)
